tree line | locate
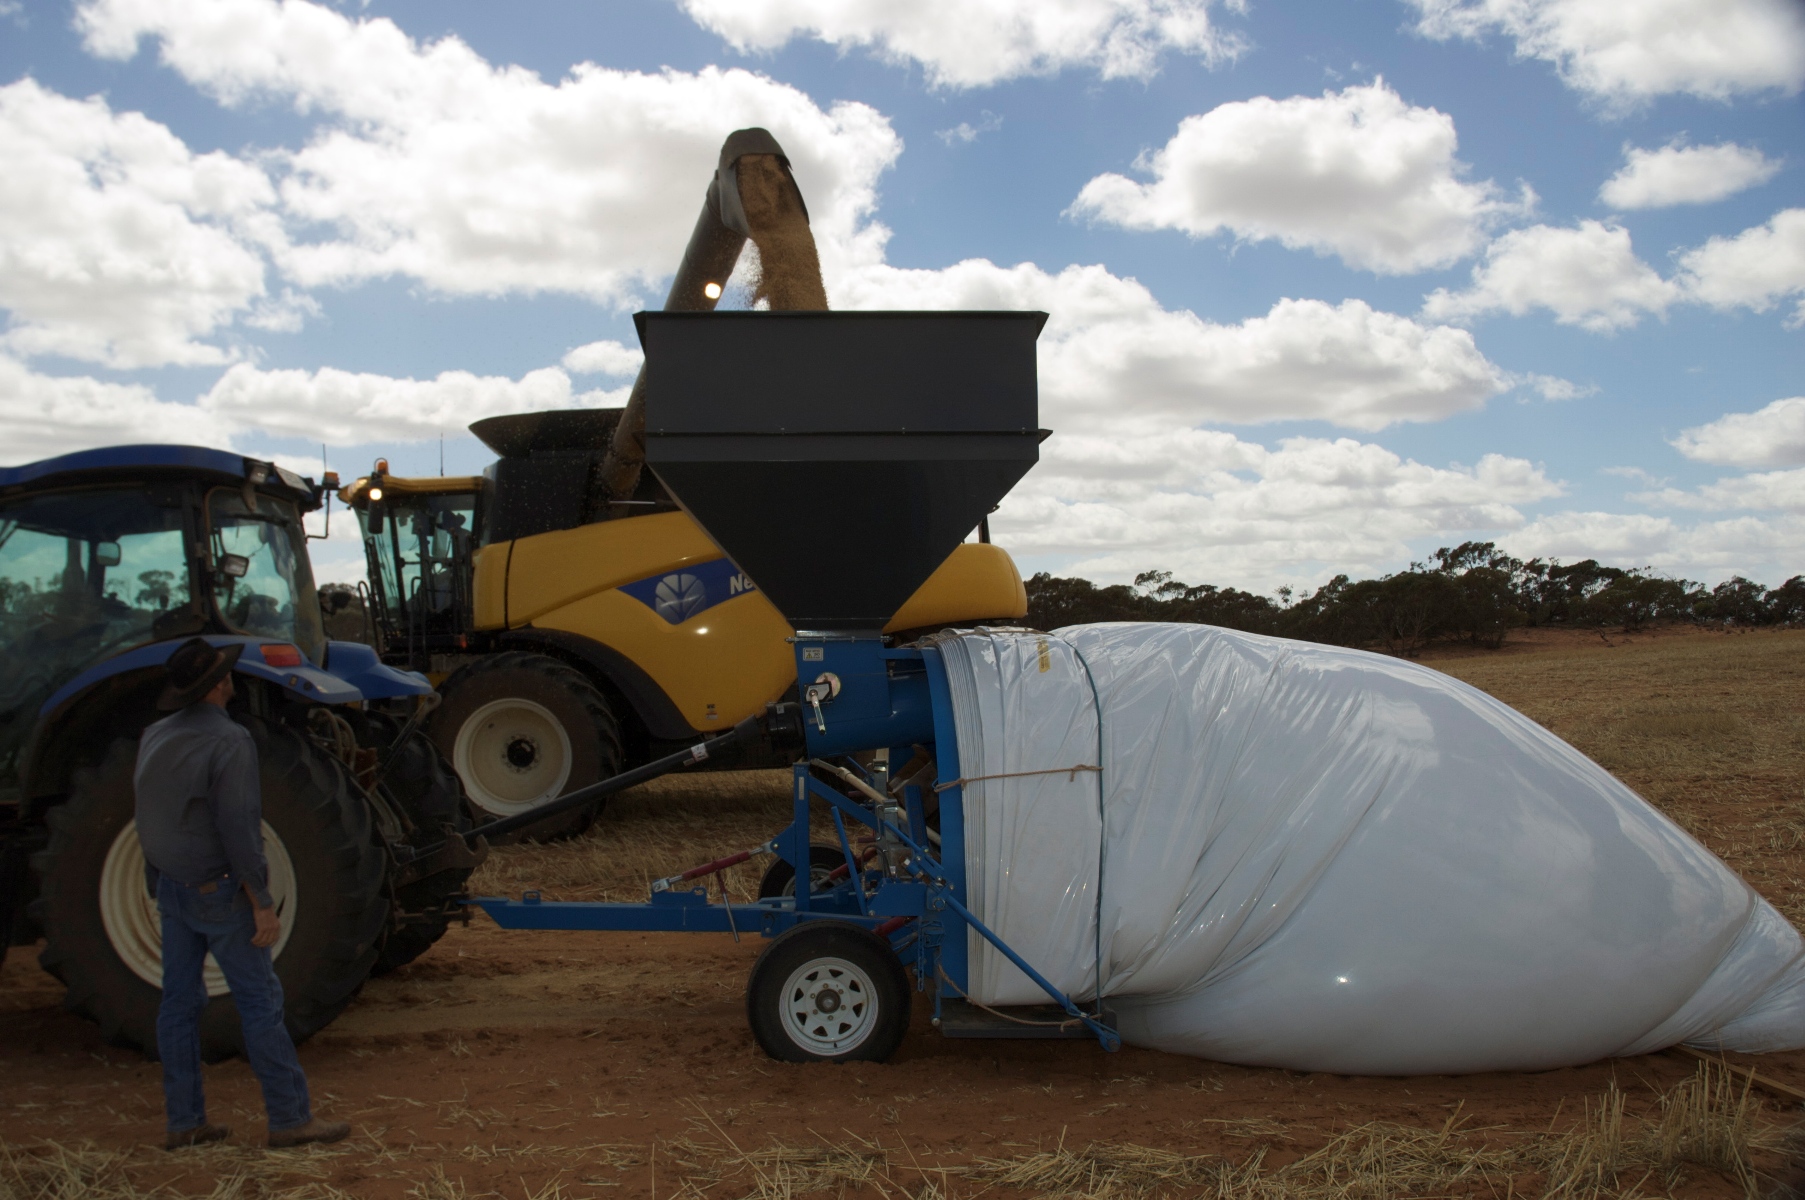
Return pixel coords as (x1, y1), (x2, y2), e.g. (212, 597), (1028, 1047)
(1024, 542), (1805, 657)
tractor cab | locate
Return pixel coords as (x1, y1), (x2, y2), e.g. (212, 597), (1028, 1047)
(338, 464), (482, 667)
(0, 446), (331, 800)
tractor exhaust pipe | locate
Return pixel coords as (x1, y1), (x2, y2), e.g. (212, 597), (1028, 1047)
(594, 128), (825, 507)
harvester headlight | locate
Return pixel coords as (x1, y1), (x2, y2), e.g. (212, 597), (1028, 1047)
(703, 281), (723, 300)
(367, 487), (384, 502)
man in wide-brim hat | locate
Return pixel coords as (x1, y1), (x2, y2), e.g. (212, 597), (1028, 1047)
(135, 637), (350, 1150)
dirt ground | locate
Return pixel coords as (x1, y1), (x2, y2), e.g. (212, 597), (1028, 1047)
(4, 625), (1804, 1199)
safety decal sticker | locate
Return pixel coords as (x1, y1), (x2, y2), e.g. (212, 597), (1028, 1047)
(616, 557), (757, 626)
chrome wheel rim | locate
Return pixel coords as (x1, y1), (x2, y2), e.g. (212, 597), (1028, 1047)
(453, 697), (572, 816)
(99, 820), (297, 996)
(781, 954), (878, 1056)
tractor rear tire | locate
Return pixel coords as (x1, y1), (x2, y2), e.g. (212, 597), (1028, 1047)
(429, 652), (622, 844)
(33, 718), (387, 1061)
(360, 711), (474, 976)
(746, 921), (910, 1063)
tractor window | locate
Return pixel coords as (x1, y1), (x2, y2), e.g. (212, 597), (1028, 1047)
(0, 488), (193, 790)
(206, 490), (326, 664)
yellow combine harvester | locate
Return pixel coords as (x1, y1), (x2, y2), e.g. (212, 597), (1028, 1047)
(339, 412), (1026, 838)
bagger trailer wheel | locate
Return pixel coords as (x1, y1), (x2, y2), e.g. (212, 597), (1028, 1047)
(33, 719), (387, 1061)
(430, 652), (622, 843)
(357, 711), (475, 976)
(746, 922), (910, 1063)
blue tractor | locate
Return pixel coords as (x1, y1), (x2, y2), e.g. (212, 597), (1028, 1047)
(0, 445), (485, 1060)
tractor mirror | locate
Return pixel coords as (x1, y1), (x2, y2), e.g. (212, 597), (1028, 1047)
(92, 541), (122, 568)
(219, 553), (250, 579)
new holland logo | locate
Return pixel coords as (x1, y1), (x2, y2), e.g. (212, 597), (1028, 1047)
(653, 573), (707, 623)
(618, 558), (758, 626)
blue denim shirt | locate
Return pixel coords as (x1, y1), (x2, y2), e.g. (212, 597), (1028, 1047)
(133, 703), (271, 907)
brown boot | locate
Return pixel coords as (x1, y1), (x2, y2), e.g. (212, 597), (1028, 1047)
(267, 1118), (351, 1149)
(165, 1123), (229, 1150)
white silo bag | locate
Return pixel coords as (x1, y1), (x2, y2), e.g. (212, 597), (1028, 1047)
(934, 623), (1805, 1075)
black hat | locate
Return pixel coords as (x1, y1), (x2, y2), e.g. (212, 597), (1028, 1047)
(158, 638), (244, 711)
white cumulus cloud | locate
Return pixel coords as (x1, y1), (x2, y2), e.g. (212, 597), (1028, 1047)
(1599, 140), (1781, 210)
(937, 111), (1003, 146)
(76, 0), (901, 305)
(1676, 208), (1805, 325)
(1633, 468), (1805, 513)
(1500, 510), (1805, 580)
(674, 0), (1246, 89)
(1408, 0), (1805, 106)
(561, 339), (643, 377)
(831, 256), (1512, 430)
(995, 431), (1561, 588)
(0, 78), (275, 368)
(1671, 397), (1805, 468)
(0, 355), (226, 463)
(195, 362), (629, 445)
(1068, 81), (1528, 275)
(1422, 221), (1678, 332)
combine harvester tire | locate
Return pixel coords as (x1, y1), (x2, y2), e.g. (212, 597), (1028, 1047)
(33, 720), (386, 1061)
(431, 652), (622, 843)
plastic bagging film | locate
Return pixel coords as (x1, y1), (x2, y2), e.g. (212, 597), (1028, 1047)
(935, 622), (1805, 1074)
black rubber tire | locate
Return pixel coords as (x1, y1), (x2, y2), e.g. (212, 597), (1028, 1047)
(745, 921), (910, 1063)
(428, 652), (622, 843)
(359, 712), (474, 976)
(33, 718), (388, 1061)
(757, 844), (851, 900)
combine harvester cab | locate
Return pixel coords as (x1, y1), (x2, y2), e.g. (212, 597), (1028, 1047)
(338, 411), (1029, 841)
(0, 445), (484, 1060)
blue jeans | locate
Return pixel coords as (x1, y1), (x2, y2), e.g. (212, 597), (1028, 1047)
(156, 874), (311, 1133)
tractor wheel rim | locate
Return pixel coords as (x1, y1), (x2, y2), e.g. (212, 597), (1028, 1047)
(99, 820), (297, 997)
(780, 955), (878, 1056)
(453, 697), (573, 816)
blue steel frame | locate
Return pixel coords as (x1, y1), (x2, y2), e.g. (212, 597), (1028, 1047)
(470, 638), (1122, 1053)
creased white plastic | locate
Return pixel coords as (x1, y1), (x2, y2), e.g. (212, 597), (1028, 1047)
(940, 633), (1102, 1005)
(938, 622), (1805, 1074)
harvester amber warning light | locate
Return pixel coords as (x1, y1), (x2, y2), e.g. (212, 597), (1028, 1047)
(703, 281), (723, 300)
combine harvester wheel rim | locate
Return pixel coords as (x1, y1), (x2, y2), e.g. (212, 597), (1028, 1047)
(453, 697), (573, 816)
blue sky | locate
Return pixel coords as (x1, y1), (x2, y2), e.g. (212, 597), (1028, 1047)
(1, 0), (1801, 590)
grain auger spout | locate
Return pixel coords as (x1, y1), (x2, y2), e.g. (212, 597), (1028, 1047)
(594, 127), (828, 509)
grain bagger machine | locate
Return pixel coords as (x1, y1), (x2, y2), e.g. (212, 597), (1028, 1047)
(443, 308), (1124, 1062)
